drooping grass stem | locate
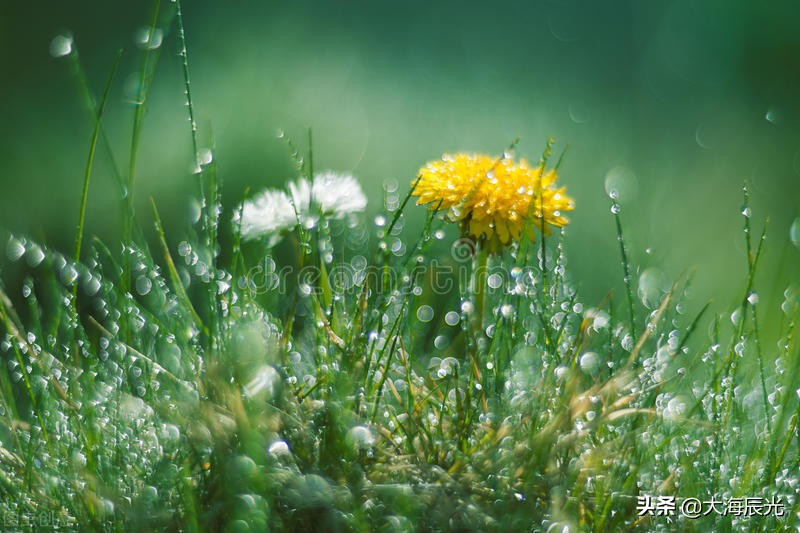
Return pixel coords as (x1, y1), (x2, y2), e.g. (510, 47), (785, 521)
(612, 202), (637, 343)
(74, 50), (122, 269)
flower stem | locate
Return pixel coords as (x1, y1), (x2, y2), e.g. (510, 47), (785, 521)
(472, 241), (489, 336)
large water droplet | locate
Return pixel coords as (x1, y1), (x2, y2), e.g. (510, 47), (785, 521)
(135, 27), (163, 50)
(765, 106), (781, 124)
(268, 440), (291, 457)
(26, 244), (45, 267)
(135, 276), (152, 296)
(6, 237), (25, 261)
(638, 268), (668, 308)
(790, 217), (800, 249)
(243, 365), (280, 399)
(49, 34), (73, 58)
(487, 273), (503, 289)
(346, 425), (376, 451)
(416, 305), (434, 323)
(444, 311), (460, 326)
(579, 352), (599, 374)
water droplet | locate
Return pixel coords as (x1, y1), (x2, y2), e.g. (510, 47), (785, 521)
(6, 237), (25, 261)
(135, 276), (152, 296)
(500, 304), (514, 318)
(610, 203), (621, 215)
(61, 265), (78, 286)
(383, 178), (399, 193)
(346, 425), (376, 451)
(747, 292), (759, 306)
(268, 440), (291, 456)
(790, 218), (800, 249)
(663, 397), (686, 421)
(26, 244), (45, 267)
(49, 34), (73, 58)
(487, 273), (503, 289)
(765, 106), (781, 124)
(135, 27), (163, 50)
(460, 301), (474, 314)
(416, 305), (434, 323)
(84, 275), (102, 296)
(440, 357), (459, 376)
(638, 268), (668, 308)
(243, 365), (281, 399)
(197, 148), (213, 166)
(730, 308), (742, 326)
(579, 352), (599, 374)
(444, 311), (460, 326)
(741, 205), (752, 218)
(434, 335), (448, 349)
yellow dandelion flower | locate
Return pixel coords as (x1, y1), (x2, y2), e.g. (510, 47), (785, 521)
(413, 153), (575, 248)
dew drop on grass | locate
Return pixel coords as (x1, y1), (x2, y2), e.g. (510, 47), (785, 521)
(6, 237), (25, 261)
(416, 305), (434, 323)
(790, 218), (800, 249)
(487, 273), (503, 289)
(135, 276), (152, 296)
(747, 292), (759, 306)
(26, 244), (45, 267)
(460, 301), (474, 314)
(268, 440), (290, 457)
(500, 304), (514, 318)
(346, 425), (376, 451)
(765, 106), (781, 124)
(61, 265), (78, 286)
(579, 352), (599, 374)
(49, 34), (73, 58)
(135, 27), (163, 49)
(444, 311), (460, 326)
(84, 275), (101, 296)
(638, 267), (668, 308)
(620, 334), (634, 352)
(434, 335), (448, 349)
(663, 397), (686, 421)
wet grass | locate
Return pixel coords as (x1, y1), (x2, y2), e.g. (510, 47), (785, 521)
(1, 3), (799, 532)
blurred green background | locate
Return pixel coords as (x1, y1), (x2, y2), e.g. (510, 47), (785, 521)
(1, 0), (799, 316)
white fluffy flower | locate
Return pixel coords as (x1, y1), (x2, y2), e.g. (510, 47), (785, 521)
(238, 189), (297, 242)
(237, 171), (367, 243)
(311, 171), (367, 217)
(287, 178), (311, 215)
